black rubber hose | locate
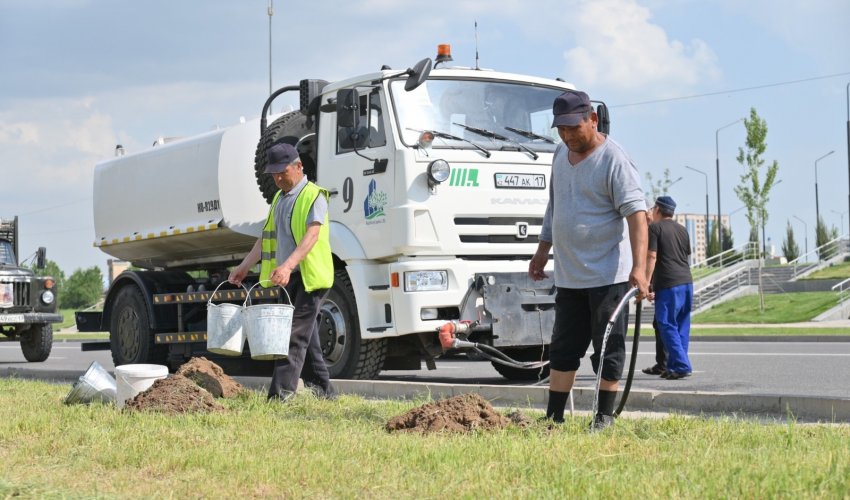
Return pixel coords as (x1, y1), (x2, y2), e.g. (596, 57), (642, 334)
(614, 300), (641, 417)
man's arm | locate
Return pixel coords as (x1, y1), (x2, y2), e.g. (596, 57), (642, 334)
(626, 211), (649, 299)
(529, 240), (552, 281)
(228, 237), (262, 286)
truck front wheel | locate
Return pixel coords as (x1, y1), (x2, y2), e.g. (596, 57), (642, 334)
(319, 270), (386, 379)
(20, 323), (52, 362)
(109, 285), (166, 366)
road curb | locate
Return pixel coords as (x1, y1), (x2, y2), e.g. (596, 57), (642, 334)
(331, 379), (850, 423)
(4, 367), (848, 423)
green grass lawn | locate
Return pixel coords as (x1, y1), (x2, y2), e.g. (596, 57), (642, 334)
(803, 261), (850, 280)
(692, 291), (840, 324)
(0, 378), (848, 498)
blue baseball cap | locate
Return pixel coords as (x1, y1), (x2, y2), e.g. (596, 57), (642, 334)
(552, 90), (593, 127)
(264, 143), (300, 174)
(655, 196), (677, 213)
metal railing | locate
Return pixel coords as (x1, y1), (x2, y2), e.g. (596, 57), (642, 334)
(787, 235), (849, 279)
(691, 241), (759, 271)
(832, 277), (850, 303)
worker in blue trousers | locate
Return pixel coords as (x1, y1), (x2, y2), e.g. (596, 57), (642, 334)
(645, 196), (693, 379)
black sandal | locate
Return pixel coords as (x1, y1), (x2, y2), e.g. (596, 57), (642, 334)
(642, 364), (665, 375)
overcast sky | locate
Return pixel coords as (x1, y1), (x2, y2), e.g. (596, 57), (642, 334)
(2, 0), (849, 278)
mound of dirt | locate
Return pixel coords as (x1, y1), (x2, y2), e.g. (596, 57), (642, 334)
(385, 393), (512, 433)
(124, 374), (225, 414)
(176, 356), (245, 398)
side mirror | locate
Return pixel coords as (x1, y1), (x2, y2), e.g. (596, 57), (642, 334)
(336, 89), (360, 128)
(405, 58), (432, 92)
(36, 247), (46, 269)
(595, 103), (610, 135)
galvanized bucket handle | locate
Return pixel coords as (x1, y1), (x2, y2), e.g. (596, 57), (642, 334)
(246, 280), (293, 307)
(207, 281), (249, 307)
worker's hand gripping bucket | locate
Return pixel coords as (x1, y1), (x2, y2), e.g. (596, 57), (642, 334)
(206, 281), (248, 356)
(244, 280), (294, 361)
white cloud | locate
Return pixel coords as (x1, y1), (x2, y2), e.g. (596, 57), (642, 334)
(562, 0), (721, 93)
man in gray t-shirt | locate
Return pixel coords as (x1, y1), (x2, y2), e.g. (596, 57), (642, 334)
(529, 90), (648, 431)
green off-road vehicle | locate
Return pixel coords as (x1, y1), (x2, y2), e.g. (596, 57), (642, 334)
(0, 216), (61, 361)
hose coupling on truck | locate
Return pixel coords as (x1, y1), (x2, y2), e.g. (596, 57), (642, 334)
(437, 320), (475, 350)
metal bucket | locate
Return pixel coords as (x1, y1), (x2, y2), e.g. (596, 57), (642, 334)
(244, 281), (293, 361)
(206, 281), (248, 356)
(64, 361), (117, 405)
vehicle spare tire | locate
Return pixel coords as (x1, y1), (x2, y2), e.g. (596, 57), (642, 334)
(253, 111), (318, 203)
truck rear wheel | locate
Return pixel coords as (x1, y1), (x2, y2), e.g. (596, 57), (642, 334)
(109, 285), (166, 366)
(319, 270), (387, 379)
(20, 323), (52, 362)
(254, 111), (317, 203)
(491, 346), (550, 381)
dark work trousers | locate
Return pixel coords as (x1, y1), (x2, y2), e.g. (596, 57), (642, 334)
(268, 273), (332, 400)
(652, 318), (667, 369)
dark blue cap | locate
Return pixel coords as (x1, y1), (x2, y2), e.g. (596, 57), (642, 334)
(264, 143), (300, 174)
(552, 90), (593, 127)
(655, 196), (677, 213)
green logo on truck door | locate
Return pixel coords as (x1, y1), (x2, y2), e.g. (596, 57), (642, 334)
(449, 168), (480, 187)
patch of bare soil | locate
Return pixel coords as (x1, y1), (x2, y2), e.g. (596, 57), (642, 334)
(124, 374), (225, 414)
(385, 393), (514, 433)
(176, 356), (245, 398)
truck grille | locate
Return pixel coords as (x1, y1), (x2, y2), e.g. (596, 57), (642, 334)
(454, 217), (542, 244)
(1, 281), (30, 307)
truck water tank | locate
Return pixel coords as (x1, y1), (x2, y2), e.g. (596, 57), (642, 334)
(93, 117), (272, 269)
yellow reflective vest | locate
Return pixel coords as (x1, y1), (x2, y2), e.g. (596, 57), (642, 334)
(259, 182), (333, 292)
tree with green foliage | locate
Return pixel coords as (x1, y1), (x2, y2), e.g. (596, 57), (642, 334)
(644, 168), (679, 205)
(734, 108), (779, 312)
(815, 221), (841, 261)
(721, 223), (734, 252)
(707, 224), (720, 259)
(63, 267), (104, 309)
(734, 108), (780, 248)
(781, 221), (800, 262)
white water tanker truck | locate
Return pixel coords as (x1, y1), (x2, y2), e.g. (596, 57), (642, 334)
(81, 46), (611, 380)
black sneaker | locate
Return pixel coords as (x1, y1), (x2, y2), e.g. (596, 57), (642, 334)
(589, 413), (615, 432)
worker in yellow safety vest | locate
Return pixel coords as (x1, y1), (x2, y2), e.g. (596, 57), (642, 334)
(229, 142), (335, 401)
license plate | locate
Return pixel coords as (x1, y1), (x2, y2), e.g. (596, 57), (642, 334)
(0, 314), (26, 324)
(494, 173), (546, 189)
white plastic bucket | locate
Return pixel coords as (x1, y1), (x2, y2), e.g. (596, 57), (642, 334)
(64, 361), (117, 405)
(115, 364), (168, 408)
(206, 281), (248, 356)
(244, 281), (293, 361)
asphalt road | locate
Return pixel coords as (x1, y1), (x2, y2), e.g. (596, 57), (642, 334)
(2, 339), (849, 400)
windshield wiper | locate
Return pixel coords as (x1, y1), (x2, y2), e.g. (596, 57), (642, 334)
(504, 126), (555, 144)
(407, 128), (491, 158)
(452, 123), (539, 160)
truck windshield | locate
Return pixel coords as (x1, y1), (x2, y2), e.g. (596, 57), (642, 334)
(0, 241), (15, 266)
(390, 79), (563, 154)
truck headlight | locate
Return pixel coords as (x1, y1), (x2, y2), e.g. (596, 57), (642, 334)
(427, 159), (450, 187)
(41, 290), (55, 305)
(404, 271), (448, 292)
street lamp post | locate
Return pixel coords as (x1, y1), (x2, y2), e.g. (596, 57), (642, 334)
(814, 150), (835, 227)
(685, 165), (710, 260)
(716, 118), (744, 251)
(846, 82), (850, 237)
(792, 215), (808, 261)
